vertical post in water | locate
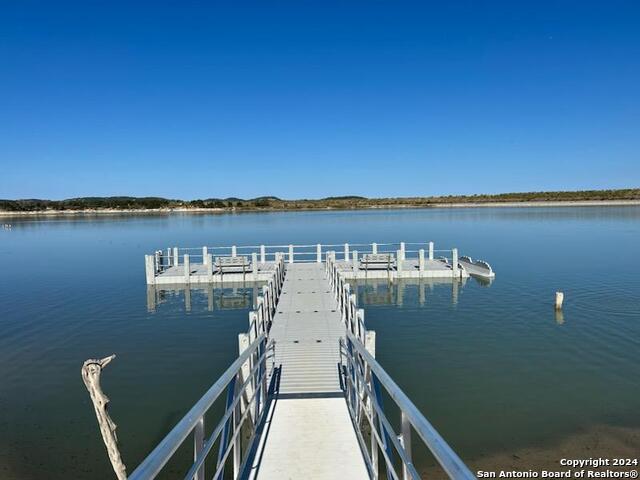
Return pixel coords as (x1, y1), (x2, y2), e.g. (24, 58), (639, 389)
(396, 249), (403, 278)
(372, 242), (377, 254)
(252, 252), (258, 281)
(317, 244), (322, 263)
(202, 246), (208, 266)
(428, 241), (434, 261)
(452, 248), (459, 278)
(260, 245), (266, 264)
(173, 247), (179, 266)
(154, 250), (160, 273)
(145, 255), (155, 285)
(419, 249), (425, 272)
(231, 245), (237, 257)
(206, 254), (213, 283)
(344, 243), (350, 261)
(352, 250), (358, 273)
(184, 254), (190, 284)
(288, 244), (294, 264)
(400, 242), (405, 261)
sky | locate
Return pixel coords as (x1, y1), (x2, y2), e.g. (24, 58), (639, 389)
(1, 1), (639, 200)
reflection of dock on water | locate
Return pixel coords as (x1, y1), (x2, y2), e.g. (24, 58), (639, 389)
(146, 283), (263, 313)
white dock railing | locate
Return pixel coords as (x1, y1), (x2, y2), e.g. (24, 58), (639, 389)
(326, 253), (475, 480)
(146, 241), (460, 282)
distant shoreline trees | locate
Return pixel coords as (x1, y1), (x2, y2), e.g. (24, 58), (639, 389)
(0, 189), (638, 212)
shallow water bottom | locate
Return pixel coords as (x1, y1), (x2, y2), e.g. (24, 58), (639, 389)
(421, 424), (640, 478)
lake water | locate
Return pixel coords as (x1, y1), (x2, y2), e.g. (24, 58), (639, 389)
(1, 207), (639, 479)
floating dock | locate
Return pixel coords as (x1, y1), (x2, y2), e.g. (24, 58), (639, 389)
(145, 241), (494, 285)
(92, 242), (492, 479)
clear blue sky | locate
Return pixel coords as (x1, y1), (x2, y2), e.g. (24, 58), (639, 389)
(1, 1), (639, 200)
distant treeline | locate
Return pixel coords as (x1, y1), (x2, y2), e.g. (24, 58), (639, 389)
(1, 189), (639, 212)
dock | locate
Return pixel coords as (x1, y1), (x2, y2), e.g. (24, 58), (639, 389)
(144, 241), (494, 286)
(95, 242), (492, 479)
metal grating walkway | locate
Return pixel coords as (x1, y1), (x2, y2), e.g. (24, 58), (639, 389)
(268, 263), (344, 394)
(252, 263), (369, 479)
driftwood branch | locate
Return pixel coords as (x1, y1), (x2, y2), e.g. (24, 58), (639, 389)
(81, 354), (127, 480)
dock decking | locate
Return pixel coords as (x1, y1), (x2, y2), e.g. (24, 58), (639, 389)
(251, 263), (369, 478)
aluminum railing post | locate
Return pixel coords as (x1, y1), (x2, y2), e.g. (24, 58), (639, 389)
(401, 411), (412, 480)
(194, 416), (205, 480)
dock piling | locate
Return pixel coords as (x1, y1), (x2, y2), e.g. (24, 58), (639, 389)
(206, 254), (213, 282)
(344, 243), (350, 261)
(452, 248), (459, 278)
(396, 249), (403, 278)
(145, 255), (155, 285)
(183, 254), (190, 284)
(419, 249), (425, 272)
(252, 253), (258, 280)
(400, 242), (405, 261)
(231, 245), (237, 257)
(288, 245), (294, 264)
(352, 250), (358, 273)
(555, 292), (564, 310)
(372, 242), (377, 254)
(202, 247), (208, 266)
(173, 247), (179, 266)
(428, 241), (434, 261)
(260, 245), (266, 263)
(317, 244), (322, 263)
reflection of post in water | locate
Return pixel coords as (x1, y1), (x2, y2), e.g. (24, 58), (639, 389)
(397, 280), (404, 307)
(184, 287), (191, 312)
(146, 285), (156, 313)
(359, 279), (394, 306)
(555, 309), (564, 325)
(207, 284), (214, 312)
(452, 278), (459, 306)
(358, 277), (467, 307)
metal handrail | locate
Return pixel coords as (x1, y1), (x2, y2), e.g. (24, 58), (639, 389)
(128, 333), (271, 480)
(342, 330), (475, 480)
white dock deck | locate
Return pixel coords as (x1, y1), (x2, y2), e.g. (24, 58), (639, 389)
(252, 263), (369, 479)
(252, 397), (368, 480)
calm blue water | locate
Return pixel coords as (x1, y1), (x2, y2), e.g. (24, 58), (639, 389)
(0, 207), (639, 478)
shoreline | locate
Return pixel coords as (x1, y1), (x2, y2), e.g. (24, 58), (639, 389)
(1, 200), (639, 217)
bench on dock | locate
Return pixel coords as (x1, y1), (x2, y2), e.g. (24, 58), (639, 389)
(359, 253), (395, 272)
(215, 256), (252, 275)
